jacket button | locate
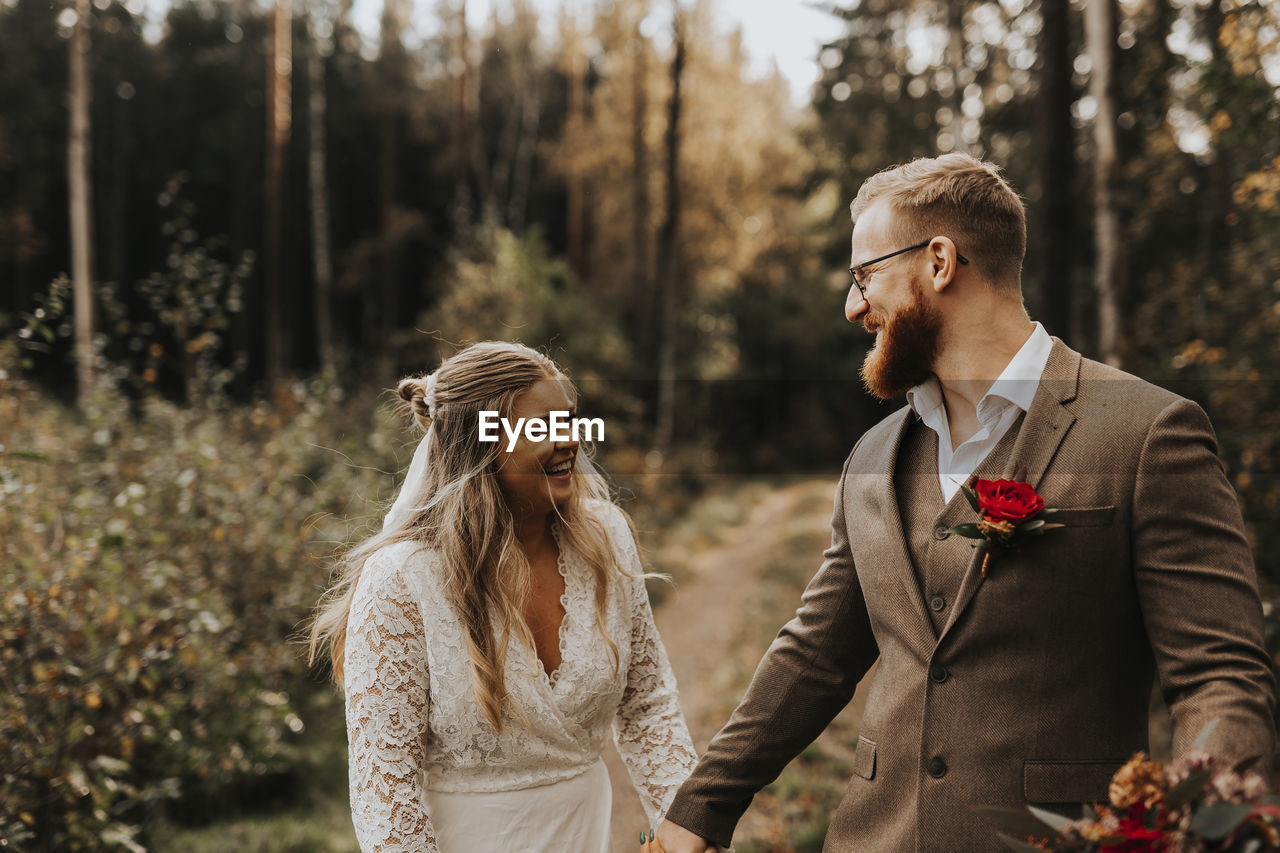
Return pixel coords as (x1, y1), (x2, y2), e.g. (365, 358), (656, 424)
(929, 595), (946, 612)
(933, 525), (950, 540)
(928, 756), (948, 778)
(929, 664), (949, 683)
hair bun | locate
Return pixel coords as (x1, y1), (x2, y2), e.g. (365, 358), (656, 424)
(397, 373), (436, 428)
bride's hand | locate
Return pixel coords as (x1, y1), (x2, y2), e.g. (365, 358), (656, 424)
(646, 824), (722, 852)
(640, 829), (668, 853)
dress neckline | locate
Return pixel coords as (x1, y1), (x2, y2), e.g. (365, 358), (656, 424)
(541, 522), (573, 691)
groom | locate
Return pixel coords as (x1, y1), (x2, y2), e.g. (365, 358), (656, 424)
(657, 154), (1277, 851)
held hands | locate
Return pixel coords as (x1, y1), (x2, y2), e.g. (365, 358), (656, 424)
(639, 820), (718, 853)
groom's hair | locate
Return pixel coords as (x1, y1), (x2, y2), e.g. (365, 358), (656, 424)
(850, 153), (1026, 296)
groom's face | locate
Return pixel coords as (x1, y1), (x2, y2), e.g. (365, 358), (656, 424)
(848, 203), (943, 400)
(859, 276), (943, 399)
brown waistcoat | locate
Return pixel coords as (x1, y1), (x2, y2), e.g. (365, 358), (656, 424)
(895, 413), (1025, 638)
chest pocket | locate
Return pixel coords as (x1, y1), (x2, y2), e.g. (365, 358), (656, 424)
(1048, 505), (1115, 528)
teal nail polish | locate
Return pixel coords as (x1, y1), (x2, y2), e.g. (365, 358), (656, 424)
(650, 830), (655, 842)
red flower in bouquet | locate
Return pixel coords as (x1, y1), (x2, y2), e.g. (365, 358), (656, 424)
(980, 731), (1280, 853)
(1098, 805), (1175, 852)
(948, 478), (1062, 577)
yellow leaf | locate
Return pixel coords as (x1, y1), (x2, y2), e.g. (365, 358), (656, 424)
(85, 693), (102, 709)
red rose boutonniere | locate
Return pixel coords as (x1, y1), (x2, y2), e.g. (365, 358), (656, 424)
(948, 478), (1063, 577)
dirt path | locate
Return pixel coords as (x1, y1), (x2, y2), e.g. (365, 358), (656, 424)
(605, 477), (871, 852)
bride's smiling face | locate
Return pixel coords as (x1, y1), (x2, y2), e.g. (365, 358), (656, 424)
(494, 377), (580, 522)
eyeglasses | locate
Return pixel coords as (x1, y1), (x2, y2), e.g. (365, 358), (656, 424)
(848, 239), (969, 299)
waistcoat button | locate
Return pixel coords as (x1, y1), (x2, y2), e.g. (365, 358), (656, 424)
(929, 664), (949, 683)
(928, 756), (948, 778)
(933, 525), (950, 540)
(929, 595), (946, 612)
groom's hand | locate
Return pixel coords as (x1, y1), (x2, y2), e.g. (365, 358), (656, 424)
(656, 820), (717, 852)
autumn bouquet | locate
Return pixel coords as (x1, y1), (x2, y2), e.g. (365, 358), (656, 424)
(948, 477), (1063, 577)
(981, 742), (1280, 852)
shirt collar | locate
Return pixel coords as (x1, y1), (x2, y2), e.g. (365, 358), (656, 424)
(984, 321), (1053, 414)
(906, 321), (1053, 421)
(906, 376), (944, 423)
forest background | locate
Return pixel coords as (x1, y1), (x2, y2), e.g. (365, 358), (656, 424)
(4, 0), (1280, 850)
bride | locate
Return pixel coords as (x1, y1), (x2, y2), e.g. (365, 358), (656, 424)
(309, 341), (698, 852)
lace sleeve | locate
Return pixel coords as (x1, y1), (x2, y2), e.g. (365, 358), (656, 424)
(345, 549), (437, 852)
(610, 522), (699, 828)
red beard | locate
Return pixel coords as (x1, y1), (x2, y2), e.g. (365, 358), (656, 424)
(860, 278), (942, 400)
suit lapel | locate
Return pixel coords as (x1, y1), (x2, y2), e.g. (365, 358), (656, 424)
(870, 407), (938, 653)
(999, 339), (1081, 490)
(937, 338), (1081, 645)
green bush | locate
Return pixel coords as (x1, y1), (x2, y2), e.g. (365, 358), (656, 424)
(0, 341), (402, 851)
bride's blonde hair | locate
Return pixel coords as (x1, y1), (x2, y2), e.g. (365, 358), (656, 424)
(309, 341), (630, 731)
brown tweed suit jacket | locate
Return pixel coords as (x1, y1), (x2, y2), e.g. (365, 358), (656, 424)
(664, 340), (1276, 852)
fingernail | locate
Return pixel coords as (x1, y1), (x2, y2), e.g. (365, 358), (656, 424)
(640, 832), (646, 844)
(650, 830), (655, 842)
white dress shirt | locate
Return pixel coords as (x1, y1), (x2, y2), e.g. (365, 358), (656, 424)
(906, 322), (1053, 503)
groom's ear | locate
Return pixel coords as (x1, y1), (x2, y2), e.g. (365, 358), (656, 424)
(928, 236), (961, 294)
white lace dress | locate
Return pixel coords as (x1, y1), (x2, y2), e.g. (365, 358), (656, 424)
(344, 502), (698, 852)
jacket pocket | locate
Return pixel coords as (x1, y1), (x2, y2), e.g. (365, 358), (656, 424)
(1047, 505), (1116, 528)
(852, 736), (876, 781)
(1024, 759), (1124, 804)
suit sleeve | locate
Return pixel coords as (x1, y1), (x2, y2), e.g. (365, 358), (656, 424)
(1132, 398), (1277, 775)
(662, 448), (881, 848)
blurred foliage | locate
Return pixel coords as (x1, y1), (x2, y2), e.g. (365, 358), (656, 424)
(1118, 1), (1280, 584)
(422, 221), (631, 380)
(101, 175), (252, 405)
(0, 333), (409, 849)
(0, 0), (877, 466)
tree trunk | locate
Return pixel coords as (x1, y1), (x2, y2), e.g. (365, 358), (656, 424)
(69, 0), (94, 408)
(507, 84), (540, 234)
(465, 8), (491, 217)
(565, 16), (586, 278)
(1199, 0), (1231, 295)
(377, 0), (408, 374)
(494, 2), (538, 230)
(948, 2), (966, 153)
(631, 6), (654, 388)
(1085, 0), (1122, 367)
(1143, 0), (1174, 119)
(654, 5), (684, 450)
(107, 69), (129, 294)
(308, 6), (335, 373)
(1035, 0), (1075, 338)
(379, 108), (397, 356)
(454, 0), (472, 214)
(264, 0), (293, 392)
